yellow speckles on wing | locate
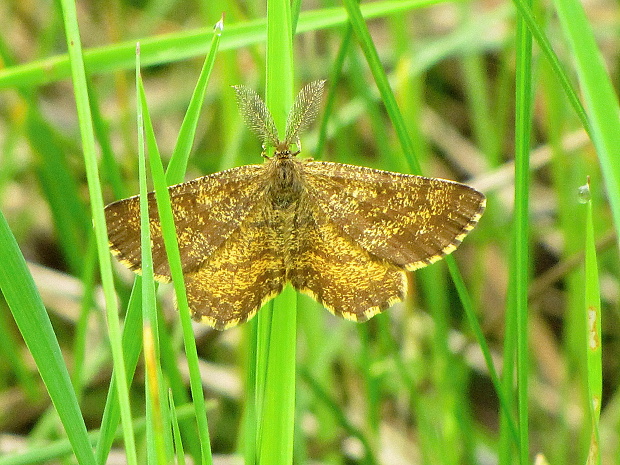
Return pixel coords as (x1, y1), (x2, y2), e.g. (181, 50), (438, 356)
(403, 195), (486, 271)
(302, 161), (485, 274)
(289, 207), (409, 322)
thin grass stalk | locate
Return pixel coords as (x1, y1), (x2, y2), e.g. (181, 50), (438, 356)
(344, 0), (518, 444)
(553, 0), (620, 250)
(57, 0), (138, 462)
(583, 180), (602, 465)
(136, 46), (168, 465)
(514, 3), (534, 463)
(139, 80), (214, 465)
(168, 390), (187, 465)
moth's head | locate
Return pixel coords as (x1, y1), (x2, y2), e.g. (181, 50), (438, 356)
(273, 141), (300, 159)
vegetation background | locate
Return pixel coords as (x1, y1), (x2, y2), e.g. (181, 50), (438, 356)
(0, 0), (618, 464)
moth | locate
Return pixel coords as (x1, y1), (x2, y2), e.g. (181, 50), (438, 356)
(104, 80), (485, 330)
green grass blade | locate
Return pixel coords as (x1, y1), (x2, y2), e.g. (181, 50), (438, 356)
(510, 0), (589, 133)
(136, 47), (169, 465)
(583, 180), (601, 465)
(553, 0), (620, 247)
(0, 0), (442, 90)
(95, 22), (222, 464)
(168, 390), (188, 465)
(58, 0), (138, 462)
(139, 78), (214, 465)
(166, 16), (224, 185)
(342, 0), (421, 173)
(253, 1), (297, 464)
(0, 211), (96, 464)
(514, 5), (533, 463)
(344, 0), (518, 443)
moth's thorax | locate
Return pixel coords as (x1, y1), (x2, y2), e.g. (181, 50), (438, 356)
(265, 155), (305, 209)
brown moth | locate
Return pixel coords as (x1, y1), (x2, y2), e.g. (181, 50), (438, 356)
(104, 80), (485, 330)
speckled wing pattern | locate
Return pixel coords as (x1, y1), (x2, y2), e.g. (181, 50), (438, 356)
(104, 164), (266, 281)
(287, 196), (407, 323)
(183, 201), (287, 330)
(303, 161), (486, 270)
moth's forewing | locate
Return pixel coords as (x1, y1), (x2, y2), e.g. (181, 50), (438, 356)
(302, 161), (485, 270)
(105, 164), (266, 281)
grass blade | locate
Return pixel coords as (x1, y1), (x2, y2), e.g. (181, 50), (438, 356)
(343, 0), (518, 443)
(553, 0), (620, 247)
(139, 78), (214, 465)
(95, 20), (223, 463)
(0, 0), (441, 90)
(513, 4), (533, 463)
(582, 180), (601, 465)
(0, 211), (96, 464)
(252, 1), (297, 464)
(58, 0), (138, 461)
(136, 46), (169, 465)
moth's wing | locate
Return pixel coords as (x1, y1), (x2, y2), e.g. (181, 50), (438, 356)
(287, 202), (407, 322)
(104, 164), (266, 281)
(186, 202), (286, 330)
(303, 161), (485, 271)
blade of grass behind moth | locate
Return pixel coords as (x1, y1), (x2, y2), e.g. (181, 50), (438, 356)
(166, 16), (223, 185)
(342, 0), (421, 173)
(136, 49), (169, 465)
(343, 0), (519, 442)
(252, 1), (297, 465)
(510, 0), (589, 134)
(168, 389), (188, 465)
(59, 0), (138, 462)
(554, 0), (620, 246)
(583, 181), (601, 465)
(0, 211), (96, 465)
(139, 77), (214, 465)
(0, 0), (432, 90)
